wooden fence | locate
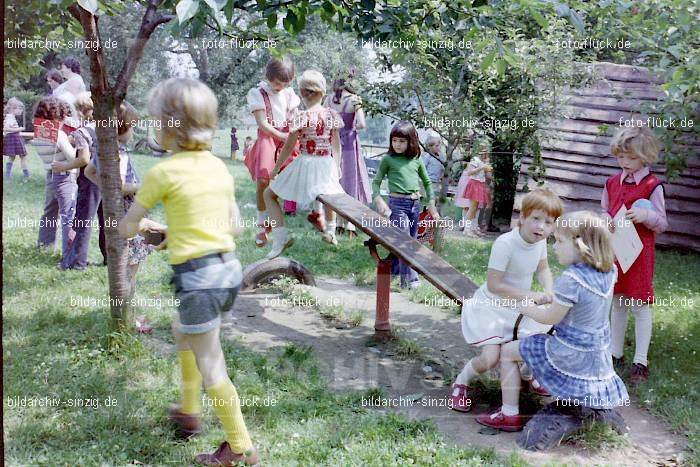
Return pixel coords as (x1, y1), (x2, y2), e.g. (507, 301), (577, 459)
(516, 62), (700, 251)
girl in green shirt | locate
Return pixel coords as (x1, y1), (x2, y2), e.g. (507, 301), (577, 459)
(372, 121), (439, 289)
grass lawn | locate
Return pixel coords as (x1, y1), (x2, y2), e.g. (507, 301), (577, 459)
(3, 130), (698, 464)
(3, 132), (516, 465)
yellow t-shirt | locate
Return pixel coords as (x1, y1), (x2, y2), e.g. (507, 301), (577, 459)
(135, 151), (235, 264)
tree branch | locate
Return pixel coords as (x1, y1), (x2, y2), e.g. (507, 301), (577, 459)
(68, 3), (110, 98)
(113, 0), (174, 102)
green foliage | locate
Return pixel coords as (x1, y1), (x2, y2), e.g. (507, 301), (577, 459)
(568, 0), (699, 179)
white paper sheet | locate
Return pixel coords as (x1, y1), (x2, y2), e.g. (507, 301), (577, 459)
(610, 205), (643, 273)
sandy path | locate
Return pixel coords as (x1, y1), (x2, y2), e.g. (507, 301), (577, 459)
(220, 276), (687, 466)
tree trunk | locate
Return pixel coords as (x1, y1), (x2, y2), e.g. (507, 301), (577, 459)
(93, 97), (132, 331)
(431, 135), (460, 253)
(489, 138), (519, 230)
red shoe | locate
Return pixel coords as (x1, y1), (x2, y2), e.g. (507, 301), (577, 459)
(307, 211), (326, 233)
(450, 383), (475, 412)
(195, 441), (259, 466)
(526, 378), (550, 397)
(168, 404), (202, 439)
(630, 363), (649, 384)
(475, 409), (525, 432)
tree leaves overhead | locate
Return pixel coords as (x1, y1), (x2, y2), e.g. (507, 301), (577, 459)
(176, 0), (200, 24)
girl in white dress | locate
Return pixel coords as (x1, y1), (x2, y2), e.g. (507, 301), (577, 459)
(450, 188), (564, 412)
(263, 70), (345, 259)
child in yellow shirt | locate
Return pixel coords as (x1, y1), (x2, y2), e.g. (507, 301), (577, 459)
(119, 78), (258, 466)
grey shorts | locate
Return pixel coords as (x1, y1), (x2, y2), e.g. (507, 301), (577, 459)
(171, 252), (242, 334)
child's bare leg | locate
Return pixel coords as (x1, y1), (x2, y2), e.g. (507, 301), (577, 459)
(455, 344), (500, 385)
(256, 179), (269, 212)
(500, 340), (524, 410)
(20, 156), (29, 172)
(127, 263), (139, 298)
(324, 205), (336, 235)
(466, 199), (478, 220)
(263, 187), (284, 230)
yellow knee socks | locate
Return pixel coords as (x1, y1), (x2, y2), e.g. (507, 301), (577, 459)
(206, 379), (253, 453)
(178, 350), (203, 414)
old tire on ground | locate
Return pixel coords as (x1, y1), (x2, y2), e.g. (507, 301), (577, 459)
(241, 257), (316, 291)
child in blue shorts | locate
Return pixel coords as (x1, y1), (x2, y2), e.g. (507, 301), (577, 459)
(119, 78), (258, 466)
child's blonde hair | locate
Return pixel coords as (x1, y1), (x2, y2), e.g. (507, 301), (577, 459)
(521, 188), (564, 220)
(265, 57), (295, 83)
(555, 211), (615, 272)
(147, 78), (218, 151)
(298, 70), (326, 95)
(610, 126), (660, 165)
(117, 101), (138, 144)
(4, 97), (24, 114)
(73, 92), (94, 121)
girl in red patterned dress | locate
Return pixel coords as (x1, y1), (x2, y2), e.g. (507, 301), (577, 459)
(244, 57), (301, 248)
(263, 70), (345, 260)
(602, 126), (668, 383)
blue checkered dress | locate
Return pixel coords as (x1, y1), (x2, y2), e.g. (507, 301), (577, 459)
(3, 132), (26, 156)
(520, 263), (629, 409)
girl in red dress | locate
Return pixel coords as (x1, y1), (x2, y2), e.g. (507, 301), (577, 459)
(244, 58), (300, 247)
(602, 126), (668, 383)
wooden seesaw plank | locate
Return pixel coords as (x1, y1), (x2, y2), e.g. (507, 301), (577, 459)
(317, 193), (478, 304)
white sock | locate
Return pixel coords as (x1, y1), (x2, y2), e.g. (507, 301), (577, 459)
(472, 210), (481, 230)
(610, 296), (628, 359)
(325, 221), (336, 235)
(501, 404), (519, 416)
(274, 227), (288, 242)
(454, 361), (479, 386)
(632, 304), (652, 366)
(463, 219), (472, 233)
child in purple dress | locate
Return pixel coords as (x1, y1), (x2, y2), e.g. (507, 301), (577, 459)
(324, 78), (372, 236)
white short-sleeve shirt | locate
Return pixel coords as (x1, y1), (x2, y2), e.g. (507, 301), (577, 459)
(484, 228), (547, 298)
(246, 80), (300, 128)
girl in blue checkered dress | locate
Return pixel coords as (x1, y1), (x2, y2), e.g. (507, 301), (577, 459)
(476, 211), (629, 432)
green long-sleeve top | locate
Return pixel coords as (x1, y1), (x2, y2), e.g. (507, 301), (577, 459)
(372, 152), (435, 202)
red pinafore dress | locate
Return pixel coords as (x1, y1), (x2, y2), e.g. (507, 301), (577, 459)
(244, 87), (299, 213)
(605, 172), (662, 302)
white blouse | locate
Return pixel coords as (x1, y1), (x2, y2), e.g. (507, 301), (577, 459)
(246, 80), (300, 128)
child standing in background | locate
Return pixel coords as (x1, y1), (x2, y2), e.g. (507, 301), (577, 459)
(56, 93), (100, 270)
(120, 78), (258, 466)
(243, 136), (253, 158)
(603, 126), (667, 383)
(4, 98), (29, 180)
(85, 102), (158, 295)
(372, 121), (439, 289)
(264, 70), (346, 259)
(230, 126), (239, 160)
(455, 141), (492, 236)
(244, 57), (301, 248)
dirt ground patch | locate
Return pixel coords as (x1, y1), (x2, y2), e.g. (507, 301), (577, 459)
(221, 276), (687, 466)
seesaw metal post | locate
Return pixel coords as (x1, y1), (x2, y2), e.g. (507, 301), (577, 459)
(365, 238), (395, 342)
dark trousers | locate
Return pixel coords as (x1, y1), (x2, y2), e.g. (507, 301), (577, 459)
(97, 201), (107, 265)
(388, 196), (420, 287)
(61, 175), (101, 269)
(37, 171), (77, 259)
